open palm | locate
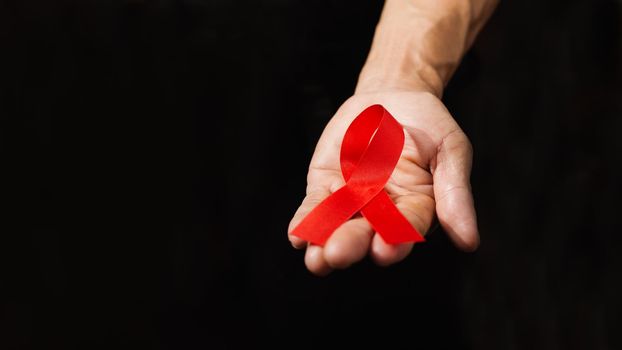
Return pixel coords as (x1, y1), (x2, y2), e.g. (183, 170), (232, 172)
(288, 90), (479, 275)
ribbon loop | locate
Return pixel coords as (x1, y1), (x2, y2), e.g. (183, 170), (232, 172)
(292, 104), (425, 246)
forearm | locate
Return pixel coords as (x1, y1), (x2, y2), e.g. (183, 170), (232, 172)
(357, 0), (499, 97)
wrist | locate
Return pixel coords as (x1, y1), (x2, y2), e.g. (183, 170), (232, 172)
(355, 59), (445, 98)
(354, 0), (477, 98)
(354, 17), (448, 98)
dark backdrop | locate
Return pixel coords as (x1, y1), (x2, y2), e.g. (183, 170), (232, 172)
(1, 0), (621, 349)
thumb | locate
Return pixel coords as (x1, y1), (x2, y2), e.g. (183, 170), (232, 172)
(433, 130), (479, 251)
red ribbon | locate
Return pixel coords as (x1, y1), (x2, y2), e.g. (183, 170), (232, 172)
(292, 104), (425, 246)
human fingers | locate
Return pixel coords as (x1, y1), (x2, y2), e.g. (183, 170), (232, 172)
(322, 216), (374, 269)
(370, 193), (435, 266)
(304, 243), (333, 276)
(433, 130), (479, 251)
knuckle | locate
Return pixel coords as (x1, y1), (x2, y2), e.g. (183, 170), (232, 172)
(453, 131), (473, 153)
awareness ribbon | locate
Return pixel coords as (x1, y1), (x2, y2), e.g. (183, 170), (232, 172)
(291, 104), (425, 246)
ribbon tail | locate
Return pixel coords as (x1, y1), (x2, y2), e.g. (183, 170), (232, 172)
(291, 185), (371, 246)
(361, 191), (425, 244)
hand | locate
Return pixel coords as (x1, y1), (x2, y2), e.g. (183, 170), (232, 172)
(287, 89), (479, 275)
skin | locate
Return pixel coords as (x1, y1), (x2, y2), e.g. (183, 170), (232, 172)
(288, 0), (499, 276)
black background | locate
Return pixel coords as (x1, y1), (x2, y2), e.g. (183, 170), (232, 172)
(1, 0), (621, 349)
